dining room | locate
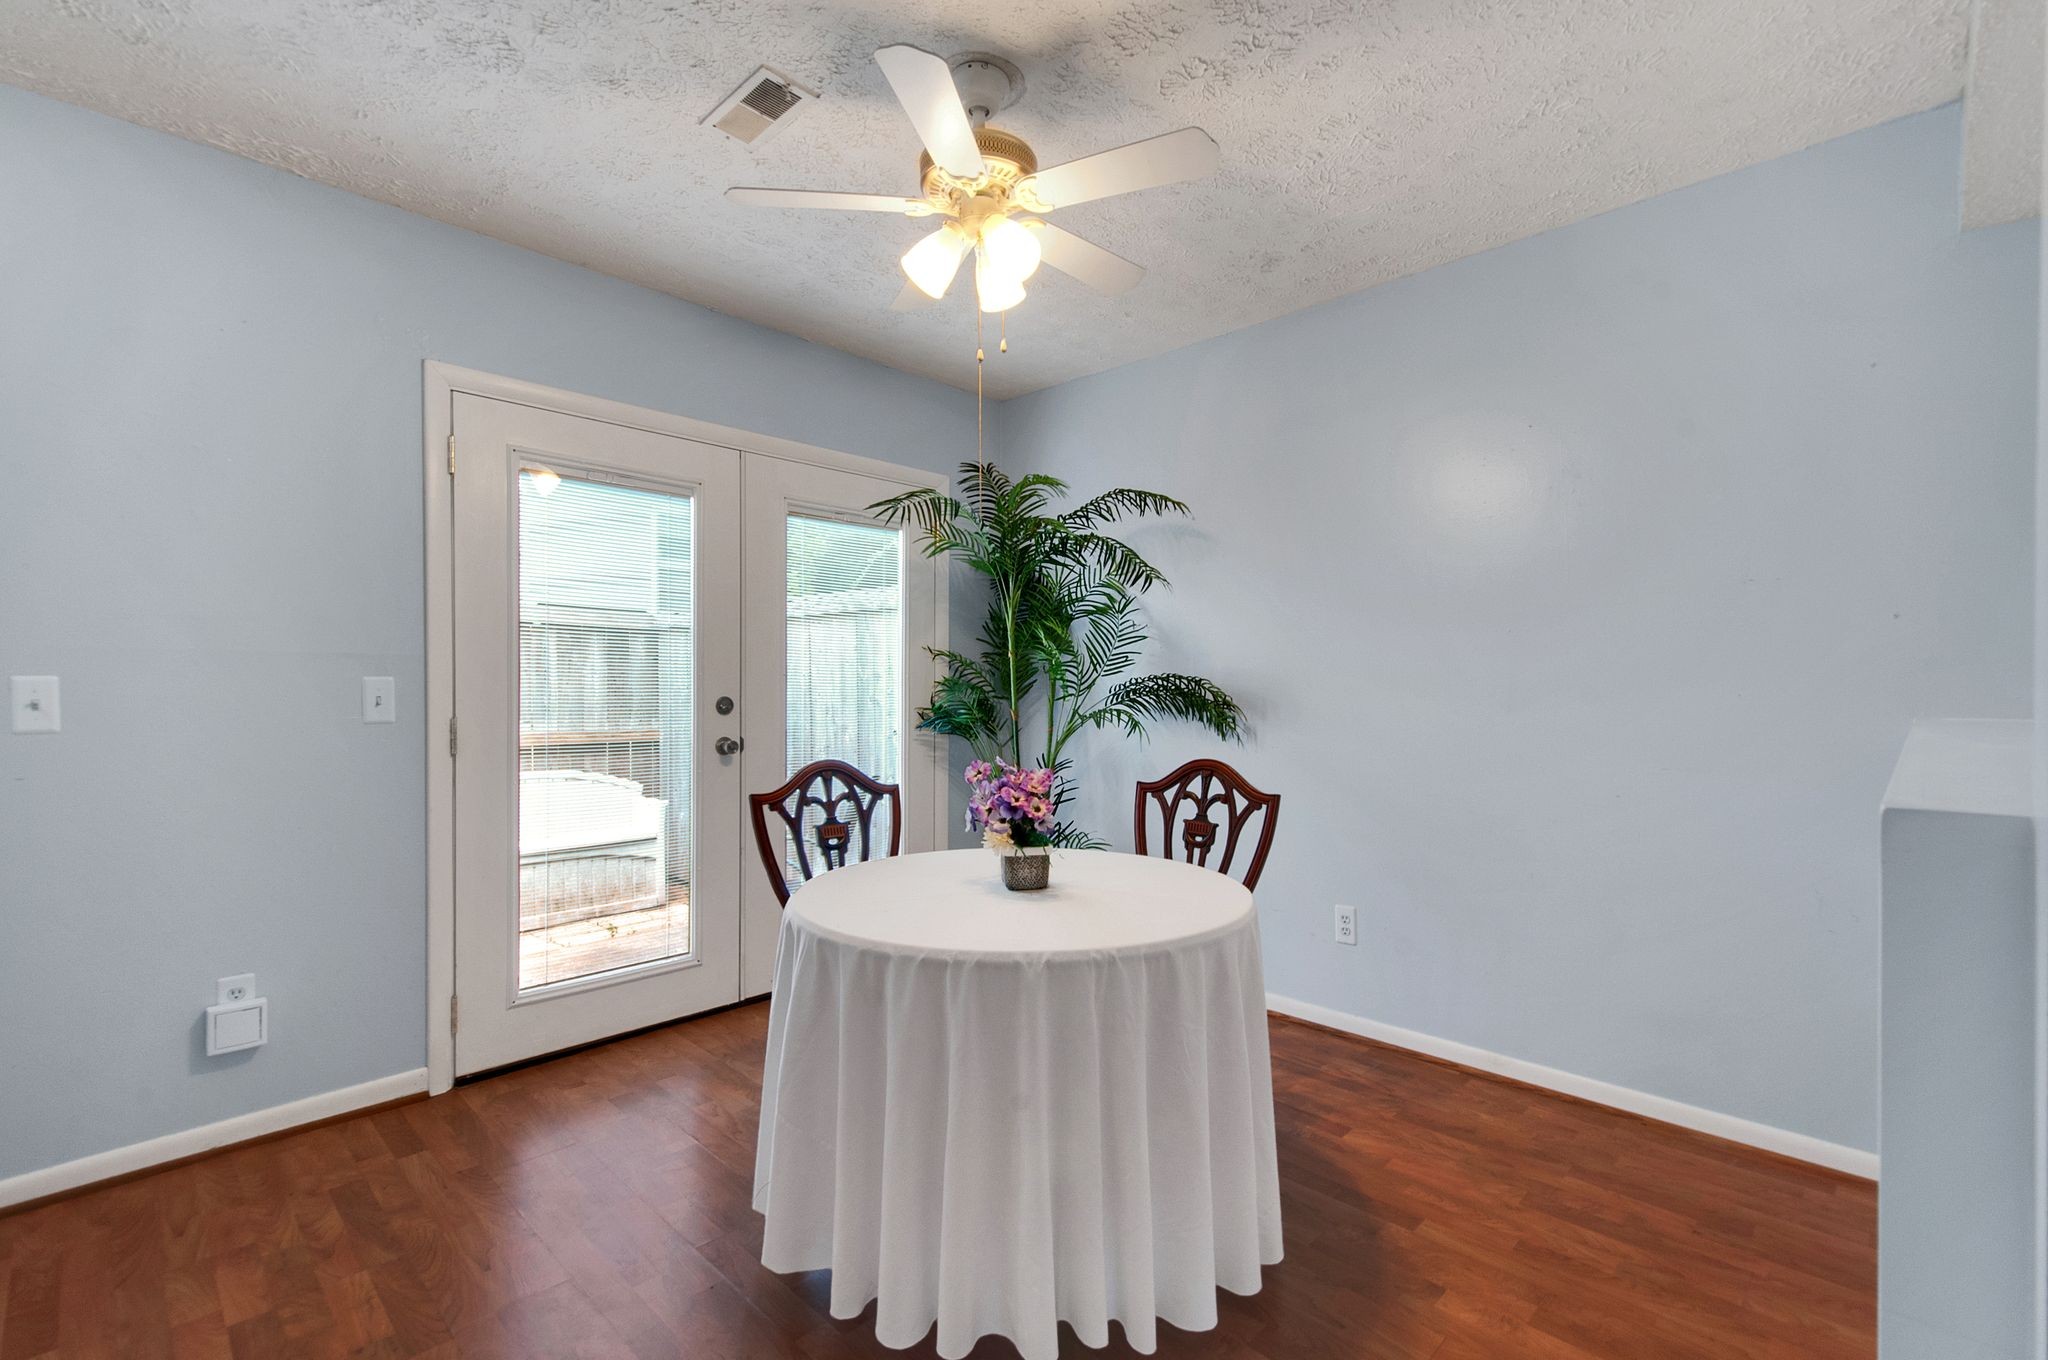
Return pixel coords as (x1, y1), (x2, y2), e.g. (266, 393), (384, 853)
(1, 1), (2044, 1357)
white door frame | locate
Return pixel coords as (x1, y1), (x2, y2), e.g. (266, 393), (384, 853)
(423, 362), (949, 1095)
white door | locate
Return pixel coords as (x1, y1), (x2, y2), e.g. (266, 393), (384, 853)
(448, 390), (945, 1074)
(451, 394), (743, 1075)
(738, 456), (948, 996)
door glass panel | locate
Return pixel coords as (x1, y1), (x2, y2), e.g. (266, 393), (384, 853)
(517, 469), (694, 991)
(783, 515), (904, 871)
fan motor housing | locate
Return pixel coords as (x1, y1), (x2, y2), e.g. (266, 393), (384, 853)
(950, 52), (1024, 124)
(920, 126), (1038, 207)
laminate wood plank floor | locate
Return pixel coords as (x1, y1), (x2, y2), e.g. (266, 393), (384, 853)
(0, 1003), (1873, 1359)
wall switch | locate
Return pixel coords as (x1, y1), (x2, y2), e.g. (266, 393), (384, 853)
(217, 974), (256, 1005)
(11, 676), (60, 733)
(206, 996), (268, 1055)
(361, 676), (396, 724)
(1334, 904), (1358, 946)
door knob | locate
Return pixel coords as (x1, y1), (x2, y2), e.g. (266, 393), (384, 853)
(716, 736), (743, 756)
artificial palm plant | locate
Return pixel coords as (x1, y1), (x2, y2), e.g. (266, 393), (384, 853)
(871, 462), (1244, 846)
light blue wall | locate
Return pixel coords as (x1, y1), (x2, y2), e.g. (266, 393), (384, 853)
(0, 85), (977, 1180)
(2, 82), (2035, 1179)
(998, 104), (2038, 1152)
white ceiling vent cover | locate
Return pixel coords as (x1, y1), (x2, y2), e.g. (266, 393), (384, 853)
(704, 67), (817, 147)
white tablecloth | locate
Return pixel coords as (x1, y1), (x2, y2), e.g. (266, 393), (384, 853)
(753, 849), (1283, 1359)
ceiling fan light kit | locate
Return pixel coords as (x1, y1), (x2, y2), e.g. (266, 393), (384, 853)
(727, 43), (1218, 332)
(978, 216), (1041, 283)
(902, 223), (972, 298)
(974, 251), (1027, 313)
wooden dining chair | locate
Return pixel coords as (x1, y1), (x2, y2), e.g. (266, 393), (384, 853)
(1132, 758), (1281, 892)
(750, 759), (903, 906)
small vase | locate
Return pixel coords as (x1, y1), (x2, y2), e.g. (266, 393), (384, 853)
(999, 847), (1052, 892)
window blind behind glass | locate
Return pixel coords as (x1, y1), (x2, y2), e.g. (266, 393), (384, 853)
(784, 515), (905, 873)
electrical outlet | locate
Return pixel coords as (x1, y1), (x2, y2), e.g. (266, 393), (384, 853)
(217, 974), (256, 1005)
(1333, 904), (1358, 946)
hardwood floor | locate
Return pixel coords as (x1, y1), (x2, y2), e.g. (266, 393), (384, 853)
(0, 1003), (1874, 1359)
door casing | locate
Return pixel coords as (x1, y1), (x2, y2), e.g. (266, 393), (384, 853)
(423, 362), (948, 1094)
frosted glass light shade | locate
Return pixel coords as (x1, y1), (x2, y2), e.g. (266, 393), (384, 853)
(978, 215), (1042, 284)
(975, 250), (1027, 312)
(902, 224), (971, 298)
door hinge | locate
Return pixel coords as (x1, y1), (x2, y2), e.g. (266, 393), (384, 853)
(447, 716), (458, 757)
(447, 432), (456, 476)
(450, 994), (459, 1034)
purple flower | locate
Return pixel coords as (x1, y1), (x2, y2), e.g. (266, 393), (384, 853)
(963, 761), (1059, 839)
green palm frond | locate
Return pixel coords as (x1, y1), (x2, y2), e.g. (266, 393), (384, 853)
(1061, 487), (1190, 530)
(1045, 822), (1111, 850)
(1082, 673), (1246, 743)
(870, 488), (965, 548)
(920, 669), (1004, 761)
(1079, 608), (1145, 682)
(869, 461), (1245, 841)
(1008, 473), (1071, 520)
(1068, 532), (1168, 592)
(926, 648), (998, 694)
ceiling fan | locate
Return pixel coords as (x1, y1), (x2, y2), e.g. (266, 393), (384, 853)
(726, 45), (1220, 314)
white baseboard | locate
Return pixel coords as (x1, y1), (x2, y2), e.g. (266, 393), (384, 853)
(3, 1008), (1875, 1208)
(1266, 994), (1878, 1180)
(0, 1068), (430, 1210)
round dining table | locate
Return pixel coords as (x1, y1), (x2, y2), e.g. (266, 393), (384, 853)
(751, 848), (1283, 1359)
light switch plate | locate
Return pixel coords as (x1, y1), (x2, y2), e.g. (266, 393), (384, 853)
(361, 676), (396, 724)
(11, 676), (60, 733)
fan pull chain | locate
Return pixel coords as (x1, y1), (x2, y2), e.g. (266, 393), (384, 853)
(1000, 310), (1008, 354)
(975, 305), (985, 472)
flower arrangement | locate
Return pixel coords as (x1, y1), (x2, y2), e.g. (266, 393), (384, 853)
(965, 760), (1058, 852)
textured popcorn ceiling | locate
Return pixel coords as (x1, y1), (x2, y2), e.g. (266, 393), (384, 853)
(1, 1), (1972, 397)
(1961, 0), (2044, 229)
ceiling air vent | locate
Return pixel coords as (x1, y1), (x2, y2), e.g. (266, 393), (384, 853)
(703, 66), (817, 147)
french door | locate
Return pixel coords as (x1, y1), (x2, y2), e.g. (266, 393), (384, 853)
(738, 454), (945, 995)
(447, 390), (941, 1076)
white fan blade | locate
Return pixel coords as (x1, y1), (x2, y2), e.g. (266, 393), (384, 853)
(1014, 128), (1219, 211)
(891, 281), (938, 311)
(727, 187), (934, 215)
(874, 45), (986, 179)
(1026, 221), (1145, 295)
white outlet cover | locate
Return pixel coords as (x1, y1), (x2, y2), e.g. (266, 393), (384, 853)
(217, 973), (256, 1005)
(206, 998), (268, 1055)
(1334, 904), (1359, 946)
